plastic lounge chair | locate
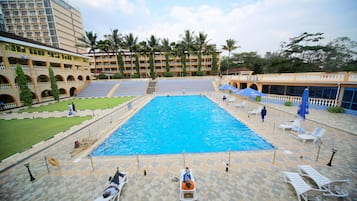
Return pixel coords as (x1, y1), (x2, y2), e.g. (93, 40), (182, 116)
(279, 119), (301, 131)
(235, 101), (247, 108)
(297, 128), (325, 143)
(95, 169), (129, 201)
(298, 165), (349, 198)
(180, 169), (198, 201)
(283, 171), (325, 201)
(248, 106), (263, 116)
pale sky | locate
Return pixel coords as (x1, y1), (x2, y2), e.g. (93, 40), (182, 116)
(69, 0), (357, 56)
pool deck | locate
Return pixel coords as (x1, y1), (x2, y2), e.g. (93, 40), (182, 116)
(0, 93), (356, 200)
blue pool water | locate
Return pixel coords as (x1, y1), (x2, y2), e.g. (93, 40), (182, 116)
(91, 95), (274, 156)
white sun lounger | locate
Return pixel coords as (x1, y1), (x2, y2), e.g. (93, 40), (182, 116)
(95, 170), (128, 201)
(180, 169), (198, 201)
(279, 118), (301, 131)
(248, 106), (263, 116)
(283, 171), (325, 201)
(298, 165), (349, 198)
(235, 101), (247, 108)
(297, 128), (325, 143)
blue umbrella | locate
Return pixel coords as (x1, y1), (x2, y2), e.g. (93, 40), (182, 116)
(219, 84), (239, 92)
(297, 88), (309, 119)
(234, 88), (265, 97)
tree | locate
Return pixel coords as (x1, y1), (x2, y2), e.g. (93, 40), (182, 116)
(210, 45), (218, 75)
(324, 37), (357, 71)
(173, 42), (187, 76)
(77, 31), (98, 78)
(180, 30), (196, 75)
(48, 66), (59, 101)
(147, 35), (160, 79)
(231, 52), (263, 74)
(222, 39), (240, 75)
(16, 65), (32, 106)
(105, 29), (124, 74)
(195, 32), (209, 73)
(161, 38), (173, 74)
(137, 41), (150, 78)
(134, 53), (140, 77)
(122, 33), (138, 77)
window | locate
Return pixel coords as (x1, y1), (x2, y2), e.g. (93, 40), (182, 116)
(23, 18), (29, 23)
(31, 18), (37, 23)
(33, 25), (39, 29)
(21, 11), (27, 16)
(27, 32), (32, 36)
(11, 4), (17, 9)
(13, 11), (19, 16)
(20, 3), (26, 8)
(6, 19), (11, 23)
(25, 25), (30, 29)
(30, 10), (36, 16)
(16, 25), (22, 30)
(15, 18), (20, 23)
(28, 3), (34, 8)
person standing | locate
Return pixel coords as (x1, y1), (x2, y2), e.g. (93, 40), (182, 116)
(261, 106), (267, 122)
(71, 102), (76, 112)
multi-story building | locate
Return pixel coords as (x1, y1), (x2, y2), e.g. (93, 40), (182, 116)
(0, 31), (91, 109)
(87, 51), (221, 78)
(0, 0), (85, 53)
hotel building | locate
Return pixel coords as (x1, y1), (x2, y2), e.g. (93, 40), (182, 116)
(87, 51), (221, 78)
(0, 31), (91, 109)
(0, 0), (85, 53)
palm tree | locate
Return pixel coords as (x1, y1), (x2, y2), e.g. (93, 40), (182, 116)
(222, 39), (240, 75)
(161, 38), (173, 75)
(195, 32), (209, 73)
(173, 42), (187, 76)
(180, 30), (195, 75)
(122, 33), (138, 77)
(77, 31), (98, 77)
(147, 35), (160, 79)
(105, 29), (123, 74)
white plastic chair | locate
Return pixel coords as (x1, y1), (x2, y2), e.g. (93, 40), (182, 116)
(297, 128), (325, 143)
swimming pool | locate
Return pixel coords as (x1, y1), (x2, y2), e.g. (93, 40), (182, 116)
(91, 95), (274, 156)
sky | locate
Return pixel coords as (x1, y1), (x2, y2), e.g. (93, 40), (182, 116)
(68, 0), (357, 56)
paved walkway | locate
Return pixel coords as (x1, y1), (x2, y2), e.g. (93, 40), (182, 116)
(0, 94), (356, 201)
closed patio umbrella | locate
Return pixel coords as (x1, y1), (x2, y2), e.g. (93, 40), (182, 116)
(297, 88), (309, 119)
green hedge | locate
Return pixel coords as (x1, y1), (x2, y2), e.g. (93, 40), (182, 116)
(327, 106), (345, 113)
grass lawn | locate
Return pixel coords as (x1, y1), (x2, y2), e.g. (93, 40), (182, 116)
(19, 96), (134, 113)
(0, 116), (91, 161)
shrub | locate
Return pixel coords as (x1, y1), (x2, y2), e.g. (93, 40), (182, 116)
(284, 101), (292, 106)
(196, 71), (205, 76)
(131, 73), (140, 78)
(327, 106), (345, 113)
(255, 96), (261, 102)
(112, 73), (124, 79)
(97, 73), (108, 79)
(164, 72), (173, 77)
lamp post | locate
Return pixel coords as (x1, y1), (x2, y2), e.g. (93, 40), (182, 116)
(327, 148), (337, 166)
(24, 163), (35, 181)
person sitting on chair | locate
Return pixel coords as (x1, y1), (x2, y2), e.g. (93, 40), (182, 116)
(182, 167), (194, 190)
(102, 168), (126, 198)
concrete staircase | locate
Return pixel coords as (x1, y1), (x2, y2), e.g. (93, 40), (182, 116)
(146, 80), (157, 94)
